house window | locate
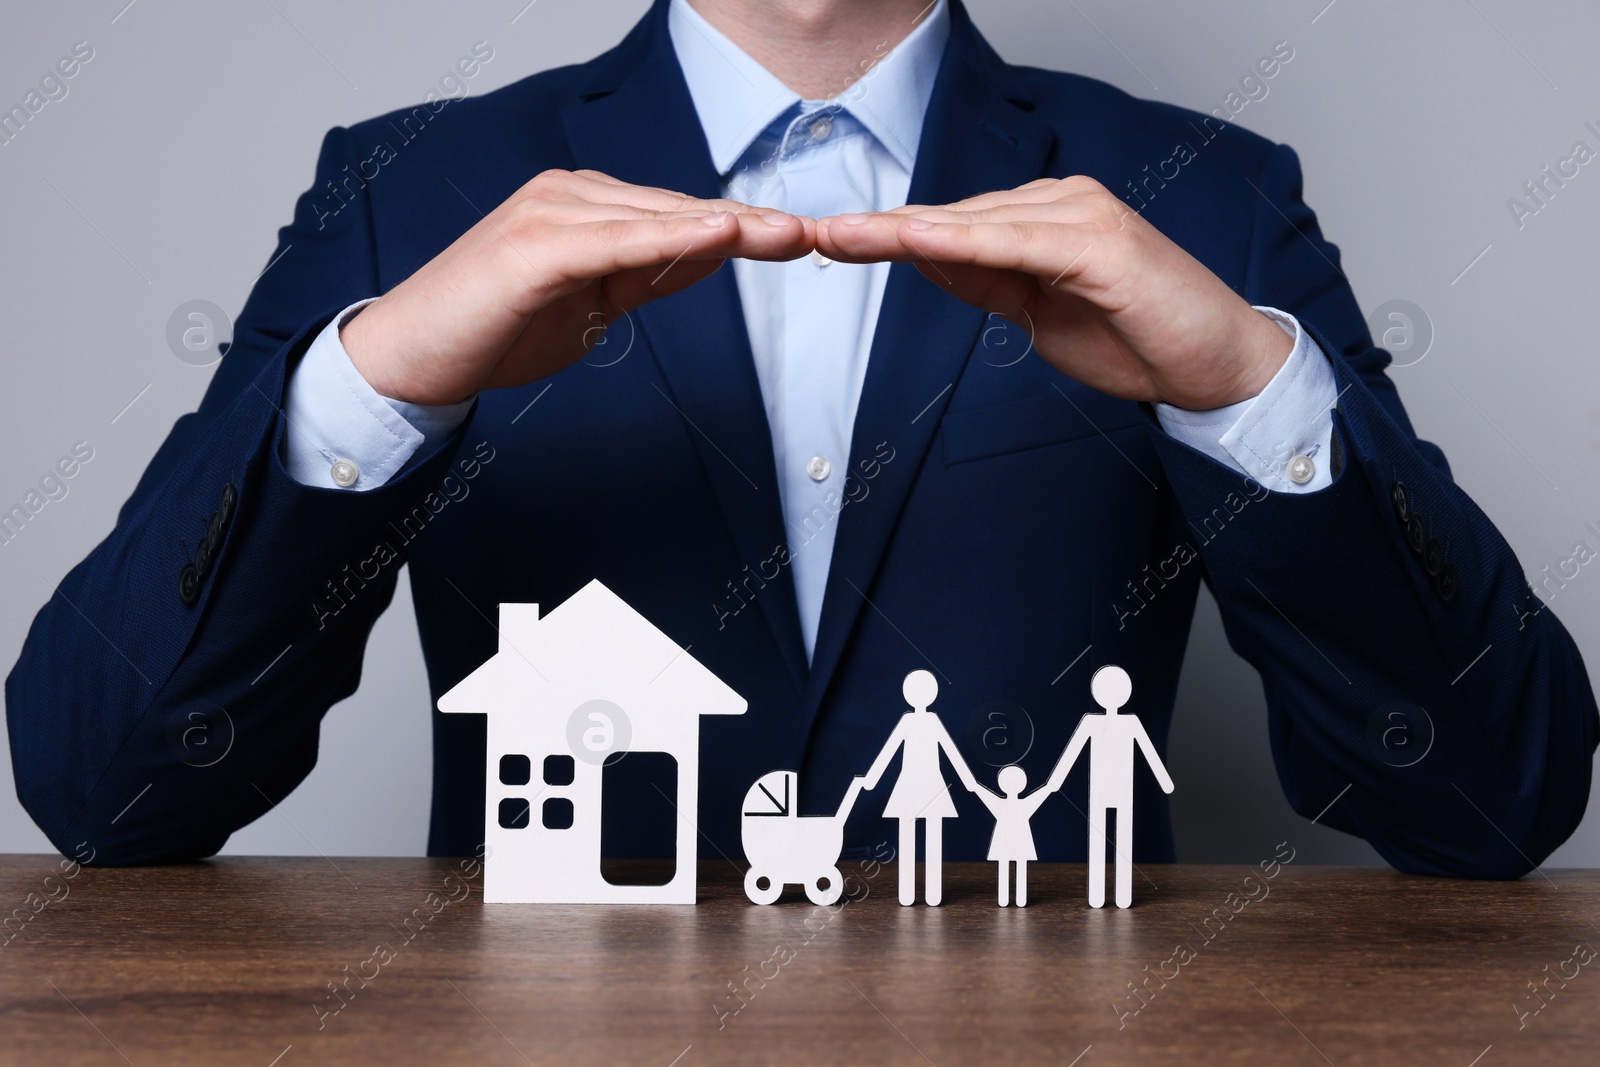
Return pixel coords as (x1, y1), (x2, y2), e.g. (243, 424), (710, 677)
(499, 754), (531, 786)
(497, 797), (530, 830)
(543, 754), (575, 786)
(542, 797), (574, 830)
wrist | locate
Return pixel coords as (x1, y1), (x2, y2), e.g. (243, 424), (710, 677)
(1164, 305), (1294, 411)
(340, 300), (469, 406)
(1226, 306), (1295, 405)
(338, 302), (402, 397)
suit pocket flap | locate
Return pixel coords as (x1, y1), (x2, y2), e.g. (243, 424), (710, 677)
(941, 391), (1145, 465)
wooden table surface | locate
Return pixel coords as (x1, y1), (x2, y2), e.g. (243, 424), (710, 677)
(0, 853), (1595, 1066)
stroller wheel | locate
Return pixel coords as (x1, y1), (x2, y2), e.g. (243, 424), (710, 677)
(805, 866), (844, 906)
(744, 868), (783, 905)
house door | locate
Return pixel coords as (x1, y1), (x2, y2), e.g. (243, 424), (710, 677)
(600, 751), (678, 886)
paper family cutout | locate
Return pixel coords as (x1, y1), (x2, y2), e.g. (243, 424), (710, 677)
(741, 666), (1174, 909)
(441, 581), (1173, 908)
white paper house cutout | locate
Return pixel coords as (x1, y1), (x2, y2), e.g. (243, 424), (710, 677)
(437, 579), (747, 903)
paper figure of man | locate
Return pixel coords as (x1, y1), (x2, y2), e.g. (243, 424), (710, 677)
(1045, 664), (1174, 908)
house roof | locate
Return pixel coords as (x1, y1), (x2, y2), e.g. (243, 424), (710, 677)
(436, 579), (747, 720)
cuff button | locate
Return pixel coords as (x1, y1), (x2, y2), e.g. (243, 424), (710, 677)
(219, 482), (237, 524)
(1406, 513), (1426, 554)
(1435, 562), (1458, 602)
(1391, 481), (1409, 522)
(1423, 536), (1444, 577)
(330, 458), (360, 488)
(178, 564), (201, 605)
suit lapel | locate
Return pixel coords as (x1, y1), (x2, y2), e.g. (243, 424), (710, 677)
(798, 2), (1059, 741)
(559, 3), (809, 692)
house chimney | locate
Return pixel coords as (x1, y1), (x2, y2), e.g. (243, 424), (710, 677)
(498, 603), (541, 656)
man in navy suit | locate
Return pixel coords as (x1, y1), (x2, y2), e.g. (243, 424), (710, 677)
(8, 0), (1595, 876)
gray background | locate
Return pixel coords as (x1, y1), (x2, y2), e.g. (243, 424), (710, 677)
(1, 0), (1596, 866)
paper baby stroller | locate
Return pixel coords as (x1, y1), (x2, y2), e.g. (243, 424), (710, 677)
(741, 770), (867, 905)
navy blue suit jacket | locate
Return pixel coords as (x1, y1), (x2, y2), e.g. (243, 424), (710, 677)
(9, 0), (1596, 875)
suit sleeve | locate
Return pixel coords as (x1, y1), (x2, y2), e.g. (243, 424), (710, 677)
(5, 126), (475, 865)
(1146, 141), (1598, 878)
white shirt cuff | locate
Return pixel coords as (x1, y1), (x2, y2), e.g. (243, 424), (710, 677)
(1154, 307), (1339, 493)
(281, 300), (474, 491)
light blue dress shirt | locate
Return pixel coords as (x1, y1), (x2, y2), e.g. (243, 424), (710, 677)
(282, 0), (1337, 660)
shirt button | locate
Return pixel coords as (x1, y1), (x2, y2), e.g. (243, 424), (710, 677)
(808, 116), (833, 141)
(809, 249), (832, 267)
(1287, 454), (1315, 484)
(330, 458), (360, 488)
(806, 455), (831, 482)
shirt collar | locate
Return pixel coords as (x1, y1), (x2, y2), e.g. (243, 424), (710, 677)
(667, 0), (950, 176)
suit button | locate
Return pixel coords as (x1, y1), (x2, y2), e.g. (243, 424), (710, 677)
(195, 536), (214, 578)
(1391, 481), (1409, 522)
(1435, 562), (1457, 602)
(179, 564), (201, 605)
(207, 510), (225, 544)
(219, 483), (237, 524)
(1423, 536), (1444, 577)
(1406, 513), (1426, 554)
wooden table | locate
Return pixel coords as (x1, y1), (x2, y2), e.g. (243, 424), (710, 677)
(1, 854), (1595, 1065)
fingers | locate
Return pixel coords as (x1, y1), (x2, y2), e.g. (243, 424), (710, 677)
(899, 198), (1137, 233)
(505, 170), (816, 274)
(524, 168), (694, 212)
(548, 213), (736, 284)
(536, 212), (811, 289)
(820, 212), (1117, 291)
(539, 168), (801, 227)
(548, 169), (1122, 265)
(816, 175), (1128, 263)
(817, 211), (981, 264)
(899, 218), (1105, 284)
(601, 256), (727, 314)
(909, 258), (1037, 315)
(815, 213), (916, 263)
(514, 195), (808, 236)
(881, 175), (1110, 216)
(742, 211), (818, 258)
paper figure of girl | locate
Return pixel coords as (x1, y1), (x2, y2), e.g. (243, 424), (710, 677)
(974, 765), (1052, 906)
(862, 670), (978, 906)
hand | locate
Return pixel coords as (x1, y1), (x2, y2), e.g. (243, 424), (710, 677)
(341, 169), (815, 405)
(814, 177), (1294, 411)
